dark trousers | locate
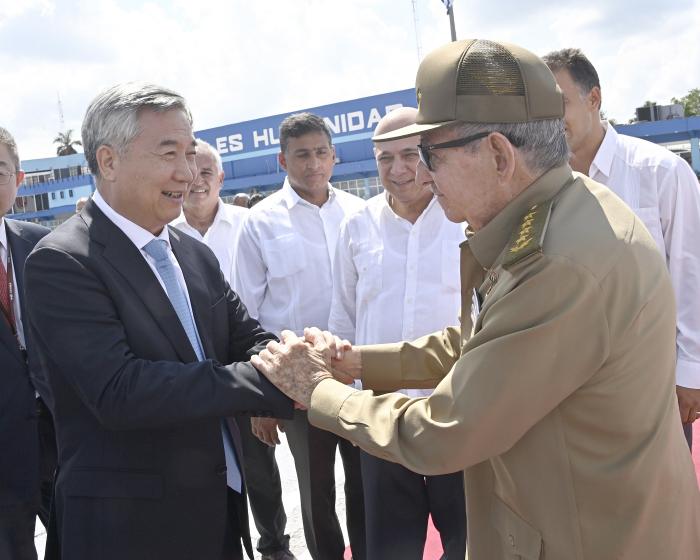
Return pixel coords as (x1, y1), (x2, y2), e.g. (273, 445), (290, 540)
(360, 451), (467, 560)
(0, 505), (38, 560)
(37, 398), (57, 529)
(283, 410), (365, 560)
(236, 416), (290, 555)
(222, 488), (246, 560)
(683, 422), (693, 449)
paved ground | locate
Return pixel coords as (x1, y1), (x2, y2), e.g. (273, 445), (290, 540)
(34, 434), (349, 560)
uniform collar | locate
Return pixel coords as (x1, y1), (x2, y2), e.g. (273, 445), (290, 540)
(468, 164), (574, 270)
(589, 121), (617, 180)
(280, 177), (335, 209)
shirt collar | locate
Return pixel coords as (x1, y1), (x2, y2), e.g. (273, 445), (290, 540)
(280, 177), (335, 209)
(382, 192), (438, 226)
(93, 190), (170, 251)
(0, 217), (6, 254)
(468, 164), (574, 270)
(590, 121), (617, 179)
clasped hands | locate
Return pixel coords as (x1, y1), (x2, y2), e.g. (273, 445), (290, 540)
(251, 327), (361, 411)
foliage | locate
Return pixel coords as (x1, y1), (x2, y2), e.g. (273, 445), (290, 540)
(671, 88), (700, 117)
(53, 129), (82, 156)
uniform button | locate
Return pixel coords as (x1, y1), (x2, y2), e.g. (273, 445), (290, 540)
(508, 534), (515, 547)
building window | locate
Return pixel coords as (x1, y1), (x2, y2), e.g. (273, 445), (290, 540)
(51, 192), (56, 200)
(69, 189), (74, 197)
(60, 191), (65, 199)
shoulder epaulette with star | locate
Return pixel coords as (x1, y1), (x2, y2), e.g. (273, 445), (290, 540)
(502, 198), (555, 268)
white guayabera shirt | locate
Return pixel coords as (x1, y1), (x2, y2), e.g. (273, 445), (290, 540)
(329, 193), (465, 397)
(171, 199), (247, 284)
(233, 178), (366, 336)
(590, 122), (700, 388)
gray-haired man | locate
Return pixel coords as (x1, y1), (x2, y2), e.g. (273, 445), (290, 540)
(23, 82), (292, 560)
(252, 40), (700, 559)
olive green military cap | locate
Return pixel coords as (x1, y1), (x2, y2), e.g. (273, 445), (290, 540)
(373, 39), (564, 141)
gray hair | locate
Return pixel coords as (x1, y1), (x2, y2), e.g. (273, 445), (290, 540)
(0, 126), (20, 171)
(81, 82), (192, 178)
(195, 138), (223, 172)
(449, 118), (569, 174)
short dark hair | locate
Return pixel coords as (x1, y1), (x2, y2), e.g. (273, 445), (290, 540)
(542, 48), (600, 95)
(0, 126), (21, 171)
(248, 193), (265, 208)
(279, 112), (332, 153)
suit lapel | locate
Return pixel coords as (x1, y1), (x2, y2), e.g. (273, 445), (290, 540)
(85, 201), (198, 363)
(169, 228), (216, 359)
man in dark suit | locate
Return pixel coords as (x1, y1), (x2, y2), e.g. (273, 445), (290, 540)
(0, 126), (53, 560)
(23, 83), (293, 560)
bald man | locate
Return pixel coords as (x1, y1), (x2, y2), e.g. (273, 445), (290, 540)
(327, 107), (467, 559)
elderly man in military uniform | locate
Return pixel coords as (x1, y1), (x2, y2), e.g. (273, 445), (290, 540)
(252, 39), (700, 560)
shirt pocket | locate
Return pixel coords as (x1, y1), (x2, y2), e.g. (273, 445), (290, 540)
(441, 239), (462, 292)
(353, 247), (383, 305)
(634, 206), (665, 257)
(262, 232), (307, 278)
(490, 496), (543, 559)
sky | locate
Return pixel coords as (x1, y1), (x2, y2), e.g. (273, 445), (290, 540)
(1, 0), (698, 161)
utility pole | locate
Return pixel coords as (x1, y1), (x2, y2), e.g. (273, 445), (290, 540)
(57, 92), (65, 131)
(412, 0), (422, 62)
(440, 0), (457, 41)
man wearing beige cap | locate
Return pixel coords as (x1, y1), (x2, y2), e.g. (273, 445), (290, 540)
(252, 39), (700, 559)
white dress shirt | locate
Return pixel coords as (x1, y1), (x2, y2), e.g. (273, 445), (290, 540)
(171, 200), (247, 284)
(590, 123), (700, 388)
(233, 178), (365, 336)
(0, 217), (25, 348)
(329, 194), (465, 397)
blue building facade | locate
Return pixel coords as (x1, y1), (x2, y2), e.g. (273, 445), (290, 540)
(10, 89), (416, 226)
(9, 89), (699, 227)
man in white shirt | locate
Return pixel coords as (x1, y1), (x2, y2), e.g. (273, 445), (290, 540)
(171, 140), (247, 282)
(329, 107), (467, 559)
(234, 113), (366, 560)
(544, 48), (700, 447)
(172, 139), (294, 560)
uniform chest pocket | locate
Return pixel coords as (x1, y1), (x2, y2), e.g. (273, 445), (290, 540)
(353, 248), (383, 304)
(491, 497), (543, 559)
(441, 239), (462, 292)
(262, 233), (307, 278)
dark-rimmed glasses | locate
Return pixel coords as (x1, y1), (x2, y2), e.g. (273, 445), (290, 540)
(418, 130), (518, 171)
(417, 132), (491, 171)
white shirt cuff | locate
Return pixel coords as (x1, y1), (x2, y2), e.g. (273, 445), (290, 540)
(676, 357), (700, 389)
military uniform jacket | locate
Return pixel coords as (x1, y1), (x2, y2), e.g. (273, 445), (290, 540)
(309, 165), (700, 559)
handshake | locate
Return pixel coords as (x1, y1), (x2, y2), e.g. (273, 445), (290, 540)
(251, 327), (363, 410)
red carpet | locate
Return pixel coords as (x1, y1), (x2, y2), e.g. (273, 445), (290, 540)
(344, 516), (444, 559)
(345, 423), (700, 560)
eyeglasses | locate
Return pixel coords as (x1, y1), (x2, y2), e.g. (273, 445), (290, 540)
(0, 171), (16, 186)
(417, 132), (491, 172)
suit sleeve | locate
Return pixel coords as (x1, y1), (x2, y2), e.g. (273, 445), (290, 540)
(25, 245), (292, 431)
(308, 256), (608, 475)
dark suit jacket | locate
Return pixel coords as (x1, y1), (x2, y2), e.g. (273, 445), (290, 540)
(0, 218), (50, 512)
(24, 200), (293, 560)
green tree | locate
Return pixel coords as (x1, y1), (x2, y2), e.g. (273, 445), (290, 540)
(672, 88), (700, 117)
(53, 129), (82, 156)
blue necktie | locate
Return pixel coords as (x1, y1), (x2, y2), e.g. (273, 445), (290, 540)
(143, 238), (241, 492)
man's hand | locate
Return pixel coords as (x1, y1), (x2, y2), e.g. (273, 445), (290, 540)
(251, 330), (334, 408)
(251, 417), (284, 447)
(303, 327), (363, 384)
(677, 385), (700, 424)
